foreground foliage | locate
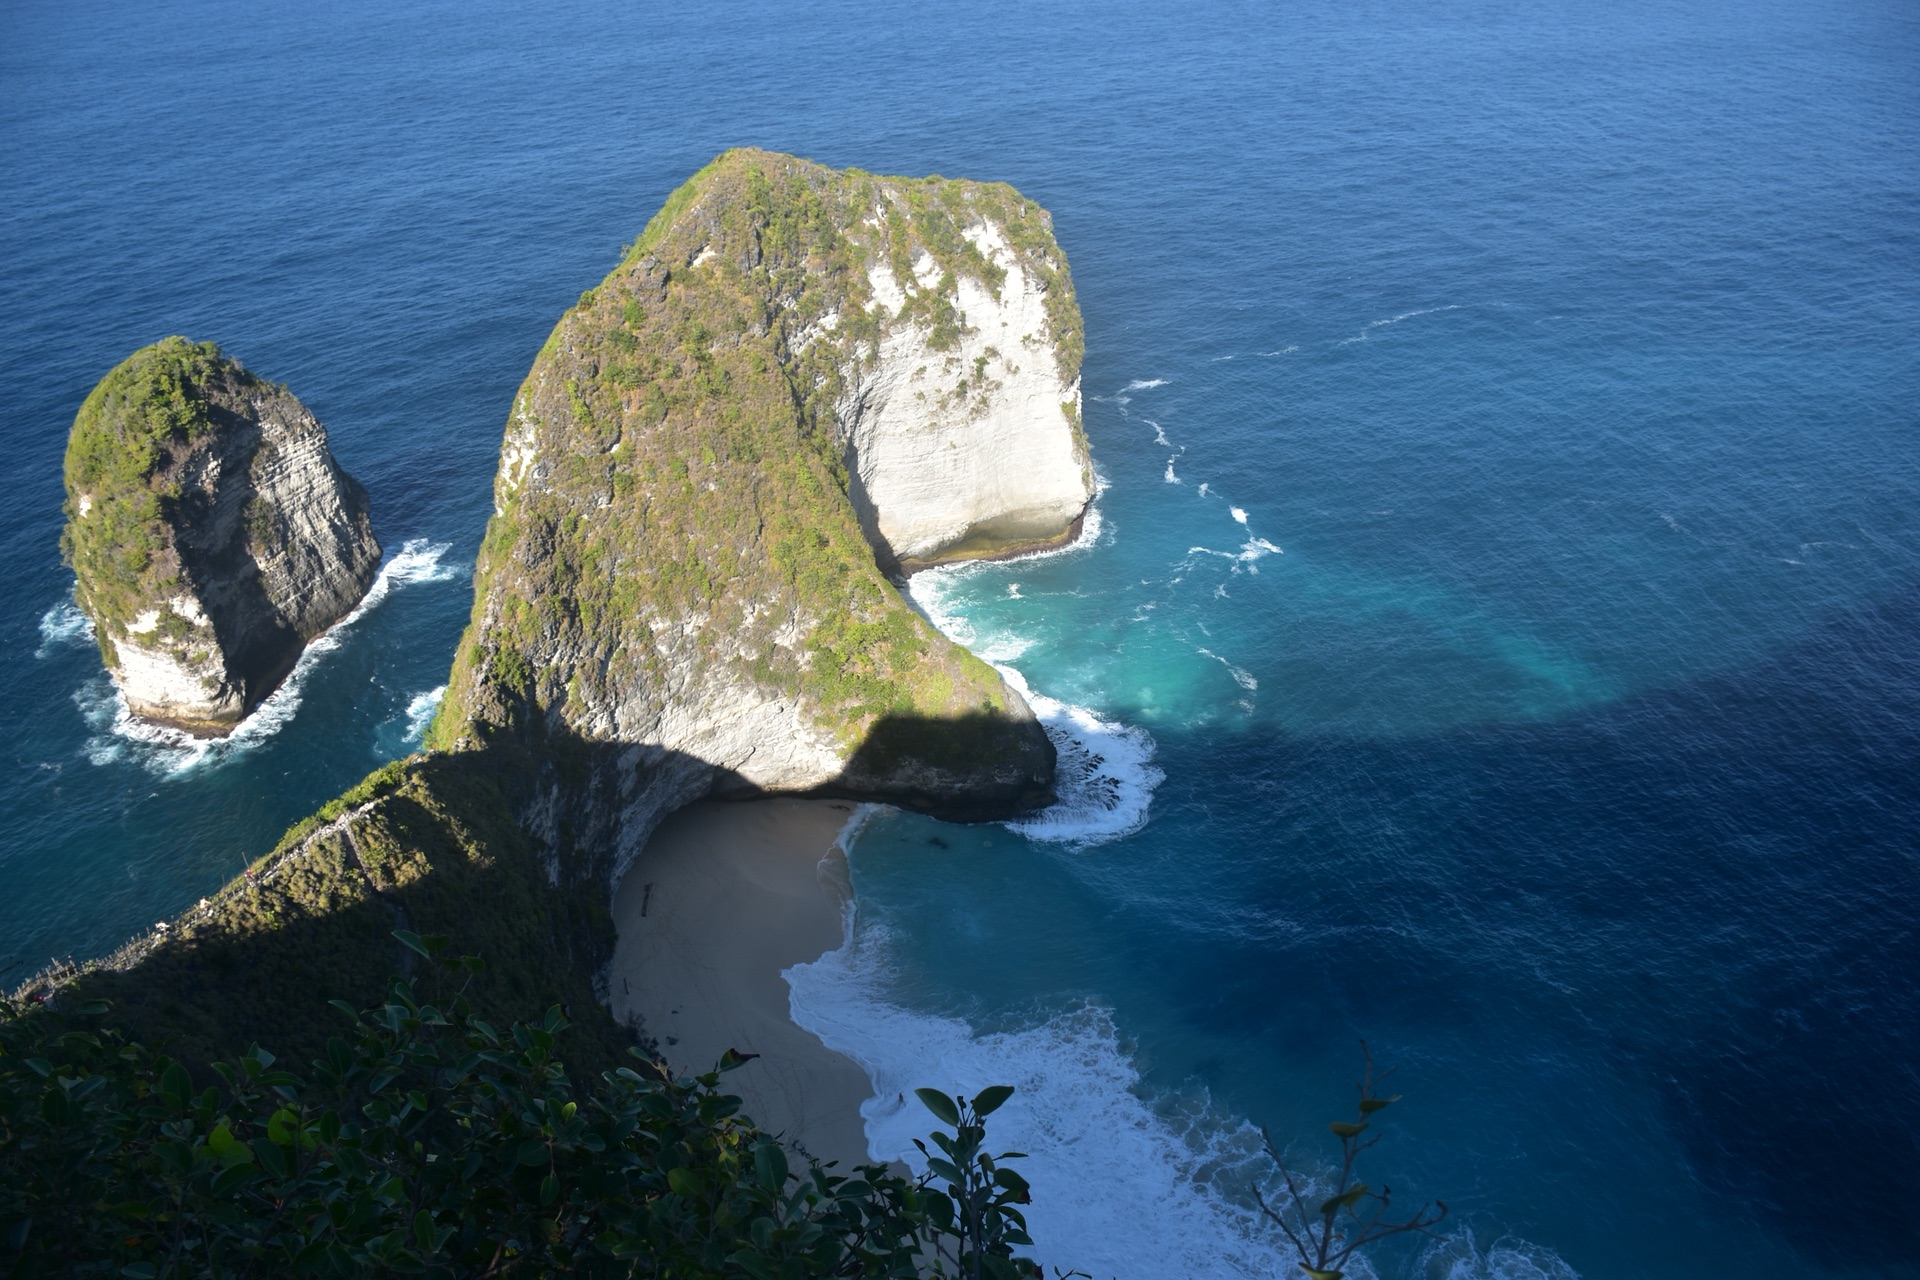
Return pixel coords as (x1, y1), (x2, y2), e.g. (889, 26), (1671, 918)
(1253, 1045), (1450, 1280)
(1, 937), (1042, 1279)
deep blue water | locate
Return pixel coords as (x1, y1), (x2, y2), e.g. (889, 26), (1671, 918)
(4, 1), (1918, 1275)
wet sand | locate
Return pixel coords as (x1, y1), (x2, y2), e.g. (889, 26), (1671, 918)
(608, 798), (874, 1170)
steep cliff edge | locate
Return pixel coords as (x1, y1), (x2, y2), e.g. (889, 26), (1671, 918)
(62, 338), (381, 735)
(433, 149), (1089, 892)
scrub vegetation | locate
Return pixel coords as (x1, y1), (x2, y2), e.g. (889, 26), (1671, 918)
(2, 947), (1043, 1278)
(59, 338), (263, 659)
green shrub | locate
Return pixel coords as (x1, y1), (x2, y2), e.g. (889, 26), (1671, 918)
(1, 944), (1042, 1279)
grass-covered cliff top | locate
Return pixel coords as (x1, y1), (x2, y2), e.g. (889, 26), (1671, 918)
(54, 751), (630, 1079)
(60, 337), (267, 655)
(436, 149), (1080, 758)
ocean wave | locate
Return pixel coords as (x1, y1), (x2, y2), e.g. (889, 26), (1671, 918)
(1338, 303), (1465, 345)
(904, 503), (1159, 848)
(786, 930), (1279, 1279)
(996, 665), (1163, 847)
(1186, 536), (1283, 574)
(1103, 376), (1169, 409)
(1197, 646), (1258, 692)
(83, 538), (457, 776)
(1429, 1234), (1584, 1280)
(400, 685), (446, 744)
(904, 504), (1108, 661)
(36, 600), (94, 659)
(789, 922), (1584, 1280)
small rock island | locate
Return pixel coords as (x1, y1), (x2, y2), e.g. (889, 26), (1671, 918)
(62, 337), (380, 735)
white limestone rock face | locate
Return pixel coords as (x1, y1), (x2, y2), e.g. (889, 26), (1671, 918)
(840, 218), (1093, 570)
(63, 340), (381, 735)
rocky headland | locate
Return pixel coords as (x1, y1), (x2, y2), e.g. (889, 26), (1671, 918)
(61, 337), (381, 735)
(55, 151), (1092, 1072)
(432, 148), (1092, 895)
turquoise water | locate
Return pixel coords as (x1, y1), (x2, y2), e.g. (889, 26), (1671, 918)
(4, 1), (1917, 1275)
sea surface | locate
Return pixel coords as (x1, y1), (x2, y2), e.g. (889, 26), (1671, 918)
(4, 1), (1917, 1275)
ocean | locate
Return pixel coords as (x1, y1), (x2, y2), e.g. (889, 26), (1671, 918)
(3, 0), (1916, 1275)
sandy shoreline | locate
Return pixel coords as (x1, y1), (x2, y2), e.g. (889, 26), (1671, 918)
(608, 798), (875, 1170)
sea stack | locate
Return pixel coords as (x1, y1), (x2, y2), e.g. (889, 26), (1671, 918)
(437, 149), (1091, 888)
(61, 337), (381, 735)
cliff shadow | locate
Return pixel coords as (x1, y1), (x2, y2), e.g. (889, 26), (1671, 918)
(710, 709), (1056, 823)
(64, 702), (1056, 1077)
(66, 747), (636, 1079)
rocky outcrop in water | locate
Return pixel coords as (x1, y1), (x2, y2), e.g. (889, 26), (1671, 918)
(436, 149), (1090, 890)
(62, 338), (381, 735)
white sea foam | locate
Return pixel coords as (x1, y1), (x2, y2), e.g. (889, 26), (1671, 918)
(1164, 458), (1181, 484)
(786, 931), (1281, 1279)
(1430, 1234), (1585, 1280)
(1186, 536), (1283, 575)
(36, 600), (94, 659)
(1197, 647), (1258, 692)
(401, 685), (446, 743)
(1231, 506), (1248, 524)
(903, 516), (1162, 847)
(83, 539), (457, 776)
(789, 922), (1583, 1280)
(1122, 377), (1168, 391)
(995, 665), (1163, 847)
(1147, 419), (1172, 447)
(1198, 482), (1210, 497)
(1338, 303), (1465, 344)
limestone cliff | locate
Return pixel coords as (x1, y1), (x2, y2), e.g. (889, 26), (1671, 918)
(435, 149), (1090, 891)
(62, 338), (381, 734)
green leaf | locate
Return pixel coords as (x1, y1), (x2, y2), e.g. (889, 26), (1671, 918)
(915, 1088), (961, 1127)
(210, 1163), (258, 1196)
(393, 929), (431, 960)
(413, 1209), (435, 1253)
(972, 1084), (1015, 1117)
(667, 1167), (699, 1198)
(267, 1107), (299, 1146)
(1358, 1094), (1401, 1115)
(1318, 1184), (1369, 1217)
(540, 1174), (560, 1206)
(718, 1047), (760, 1072)
(76, 999), (110, 1016)
(1328, 1120), (1370, 1138)
(206, 1122), (236, 1158)
(1300, 1269), (1344, 1280)
(159, 1061), (191, 1107)
(754, 1141), (789, 1190)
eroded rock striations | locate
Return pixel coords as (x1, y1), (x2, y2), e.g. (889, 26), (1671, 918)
(62, 338), (381, 735)
(435, 149), (1093, 891)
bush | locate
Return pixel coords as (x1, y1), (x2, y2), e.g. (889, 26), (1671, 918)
(1, 935), (1043, 1279)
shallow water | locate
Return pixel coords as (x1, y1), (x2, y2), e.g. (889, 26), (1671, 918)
(4, 0), (1918, 1275)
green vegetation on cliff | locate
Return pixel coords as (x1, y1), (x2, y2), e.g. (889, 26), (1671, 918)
(437, 149), (1075, 762)
(60, 338), (253, 652)
(66, 752), (628, 1079)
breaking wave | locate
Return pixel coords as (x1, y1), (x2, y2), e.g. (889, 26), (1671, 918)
(82, 539), (457, 776)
